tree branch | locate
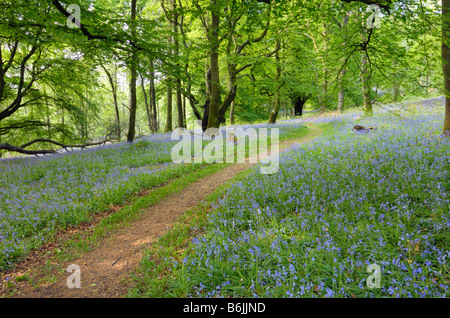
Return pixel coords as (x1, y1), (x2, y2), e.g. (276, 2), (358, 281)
(341, 0), (392, 13)
(0, 138), (116, 156)
(51, 1), (109, 41)
(235, 7), (271, 55)
(0, 143), (56, 156)
(51, 0), (150, 53)
(0, 120), (49, 135)
(20, 138), (114, 150)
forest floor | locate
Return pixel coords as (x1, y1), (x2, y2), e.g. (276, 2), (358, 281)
(0, 125), (323, 298)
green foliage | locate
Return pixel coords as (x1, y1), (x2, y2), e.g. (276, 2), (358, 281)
(0, 0), (444, 149)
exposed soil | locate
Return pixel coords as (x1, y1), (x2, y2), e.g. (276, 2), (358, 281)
(0, 126), (322, 298)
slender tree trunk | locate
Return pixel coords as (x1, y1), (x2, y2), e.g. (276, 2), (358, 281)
(229, 100), (235, 125)
(140, 73), (153, 134)
(201, 59), (211, 131)
(305, 27), (328, 112)
(219, 31), (238, 125)
(268, 88), (281, 124)
(149, 59), (157, 133)
(42, 86), (51, 139)
(337, 13), (349, 112)
(0, 44), (3, 101)
(127, 0), (138, 142)
(176, 78), (183, 128)
(102, 64), (121, 139)
(172, 0), (184, 129)
(81, 92), (88, 140)
(165, 77), (173, 132)
(338, 77), (345, 112)
(219, 64), (237, 124)
(165, 23), (173, 132)
(45, 90), (51, 140)
(443, 0), (450, 135)
(319, 23), (329, 112)
(268, 41), (282, 124)
(320, 67), (328, 112)
(207, 0), (221, 130)
(183, 94), (186, 127)
(338, 63), (346, 112)
(360, 19), (373, 116)
(156, 99), (160, 131)
(320, 77), (328, 112)
(361, 52), (372, 115)
(393, 82), (400, 102)
(113, 67), (121, 139)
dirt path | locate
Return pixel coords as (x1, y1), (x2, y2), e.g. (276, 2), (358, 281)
(2, 125), (322, 298)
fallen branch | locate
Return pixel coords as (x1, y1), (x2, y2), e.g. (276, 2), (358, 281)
(0, 143), (56, 155)
(0, 138), (115, 156)
(20, 138), (114, 150)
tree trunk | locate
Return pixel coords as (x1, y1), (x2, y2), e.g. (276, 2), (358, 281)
(306, 25), (328, 113)
(393, 82), (400, 102)
(319, 68), (328, 112)
(173, 0), (184, 129)
(44, 87), (51, 140)
(207, 0), (221, 130)
(319, 23), (329, 112)
(218, 34), (238, 125)
(218, 66), (237, 125)
(268, 42), (282, 124)
(337, 64), (346, 112)
(229, 100), (235, 125)
(361, 52), (372, 115)
(337, 76), (345, 112)
(293, 94), (308, 117)
(183, 94), (186, 128)
(165, 23), (173, 132)
(102, 64), (121, 139)
(443, 0), (450, 135)
(126, 0), (138, 142)
(165, 77), (173, 132)
(81, 92), (88, 140)
(140, 73), (153, 134)
(113, 67), (121, 139)
(149, 59), (158, 133)
(337, 13), (349, 113)
(268, 91), (280, 124)
(176, 77), (183, 128)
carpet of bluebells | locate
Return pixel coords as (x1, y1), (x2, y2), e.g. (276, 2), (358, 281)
(0, 140), (196, 269)
(175, 97), (449, 298)
(0, 120), (307, 270)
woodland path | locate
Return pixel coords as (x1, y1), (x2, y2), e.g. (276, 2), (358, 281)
(1, 125), (322, 298)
